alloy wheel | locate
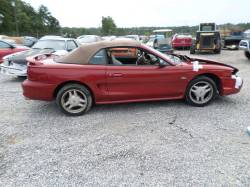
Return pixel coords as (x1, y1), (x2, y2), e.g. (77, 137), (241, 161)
(61, 89), (88, 114)
(189, 81), (214, 105)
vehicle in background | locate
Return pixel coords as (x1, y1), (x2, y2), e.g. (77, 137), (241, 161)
(40, 35), (63, 40)
(239, 30), (250, 60)
(190, 23), (221, 54)
(220, 28), (244, 50)
(122, 35), (140, 41)
(102, 36), (116, 41)
(0, 40), (29, 64)
(22, 39), (242, 116)
(146, 29), (174, 53)
(153, 38), (173, 54)
(1, 37), (80, 77)
(153, 29), (173, 45)
(172, 33), (192, 49)
(23, 36), (38, 47)
(139, 35), (149, 43)
(146, 35), (164, 47)
(77, 35), (102, 44)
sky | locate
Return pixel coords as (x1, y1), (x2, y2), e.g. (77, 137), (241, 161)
(23, 0), (250, 28)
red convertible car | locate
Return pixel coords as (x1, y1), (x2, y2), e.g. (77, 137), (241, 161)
(22, 39), (243, 116)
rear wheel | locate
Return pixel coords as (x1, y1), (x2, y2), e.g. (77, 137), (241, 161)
(245, 51), (250, 60)
(190, 45), (195, 54)
(185, 76), (217, 107)
(56, 84), (93, 116)
(214, 48), (221, 54)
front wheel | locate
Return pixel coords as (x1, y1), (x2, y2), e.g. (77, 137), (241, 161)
(56, 84), (93, 116)
(185, 76), (217, 107)
(245, 51), (250, 60)
(190, 45), (195, 54)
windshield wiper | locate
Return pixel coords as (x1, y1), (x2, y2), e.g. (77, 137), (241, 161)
(43, 48), (55, 50)
(173, 54), (192, 61)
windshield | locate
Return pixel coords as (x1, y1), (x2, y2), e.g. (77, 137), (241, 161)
(32, 40), (66, 50)
(143, 44), (182, 65)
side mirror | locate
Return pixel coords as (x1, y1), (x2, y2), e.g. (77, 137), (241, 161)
(10, 45), (15, 49)
(159, 59), (167, 67)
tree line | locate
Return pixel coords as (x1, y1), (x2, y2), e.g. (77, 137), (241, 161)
(0, 0), (250, 38)
(0, 0), (60, 37)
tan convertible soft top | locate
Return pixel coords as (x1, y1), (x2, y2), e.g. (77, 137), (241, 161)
(56, 39), (141, 64)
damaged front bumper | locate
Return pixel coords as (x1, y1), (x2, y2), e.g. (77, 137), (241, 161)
(221, 74), (243, 95)
(231, 75), (243, 89)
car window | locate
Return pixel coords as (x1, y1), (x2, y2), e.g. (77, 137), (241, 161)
(0, 41), (11, 49)
(32, 40), (66, 50)
(67, 40), (77, 51)
(107, 47), (166, 66)
(107, 47), (138, 65)
(89, 49), (107, 65)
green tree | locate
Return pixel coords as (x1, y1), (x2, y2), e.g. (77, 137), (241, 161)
(0, 0), (60, 37)
(101, 16), (116, 35)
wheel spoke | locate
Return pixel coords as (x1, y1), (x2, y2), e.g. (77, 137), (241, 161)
(69, 91), (73, 97)
(64, 101), (70, 107)
(68, 104), (74, 109)
(200, 94), (205, 102)
(79, 98), (86, 103)
(192, 85), (198, 90)
(73, 90), (77, 96)
(203, 85), (209, 89)
(204, 87), (211, 94)
(78, 103), (86, 107)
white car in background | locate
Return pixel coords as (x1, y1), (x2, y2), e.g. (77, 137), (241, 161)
(77, 35), (102, 45)
(239, 29), (250, 60)
(1, 37), (80, 77)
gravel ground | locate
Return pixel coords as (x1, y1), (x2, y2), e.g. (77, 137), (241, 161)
(0, 50), (249, 186)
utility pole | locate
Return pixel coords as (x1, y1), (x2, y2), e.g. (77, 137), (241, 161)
(11, 0), (19, 36)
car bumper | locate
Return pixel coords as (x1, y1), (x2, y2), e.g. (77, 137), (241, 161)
(0, 64), (27, 77)
(172, 43), (192, 47)
(221, 75), (243, 95)
(22, 80), (55, 101)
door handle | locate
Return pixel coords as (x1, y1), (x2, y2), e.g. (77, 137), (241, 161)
(110, 73), (123, 77)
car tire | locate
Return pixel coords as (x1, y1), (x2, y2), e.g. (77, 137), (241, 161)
(185, 76), (217, 107)
(190, 45), (195, 54)
(214, 48), (221, 54)
(245, 51), (250, 60)
(56, 84), (93, 116)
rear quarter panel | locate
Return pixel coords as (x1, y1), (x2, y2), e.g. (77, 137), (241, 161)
(28, 63), (108, 102)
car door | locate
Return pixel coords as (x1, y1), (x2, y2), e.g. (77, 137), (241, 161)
(106, 48), (188, 102)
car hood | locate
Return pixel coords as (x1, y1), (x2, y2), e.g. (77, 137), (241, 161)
(174, 54), (239, 74)
(5, 48), (56, 65)
(189, 57), (239, 74)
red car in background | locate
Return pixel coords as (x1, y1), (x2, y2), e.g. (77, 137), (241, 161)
(0, 40), (29, 63)
(22, 39), (242, 116)
(172, 34), (192, 49)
